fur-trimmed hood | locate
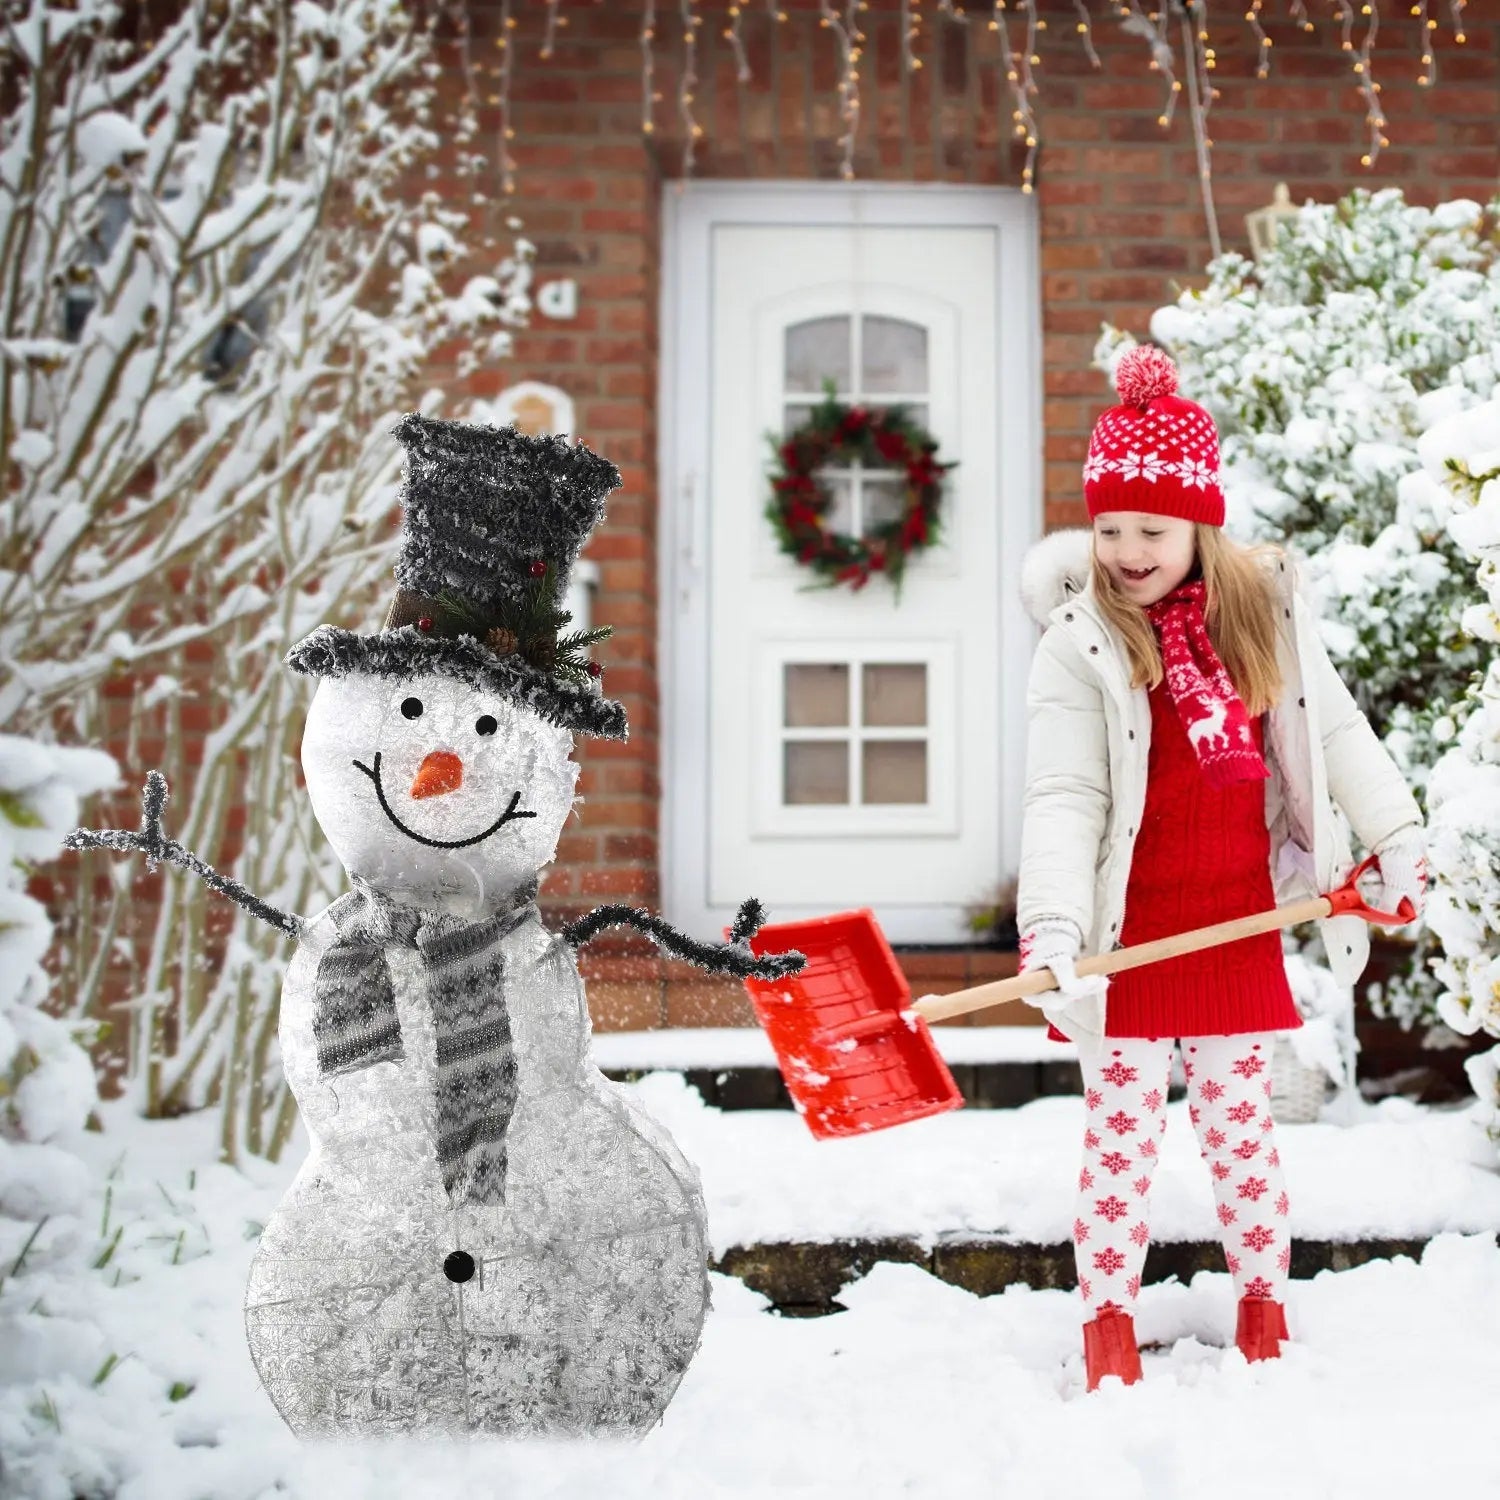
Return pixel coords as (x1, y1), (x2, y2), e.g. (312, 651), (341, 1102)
(1019, 526), (1311, 628)
(1019, 527), (1094, 628)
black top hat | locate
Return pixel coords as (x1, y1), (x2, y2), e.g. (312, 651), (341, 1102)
(285, 413), (628, 739)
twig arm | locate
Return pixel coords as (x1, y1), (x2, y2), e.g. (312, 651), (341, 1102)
(561, 896), (805, 981)
(63, 771), (302, 942)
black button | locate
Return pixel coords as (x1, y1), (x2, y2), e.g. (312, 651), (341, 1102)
(1065, 612), (1074, 621)
(1128, 827), (1134, 837)
(1284, 609), (1291, 619)
(1089, 645), (1099, 654)
(1298, 697), (1305, 707)
(1128, 729), (1135, 740)
(443, 1251), (476, 1283)
(1346, 946), (1353, 955)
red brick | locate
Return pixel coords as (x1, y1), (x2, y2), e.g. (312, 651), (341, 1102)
(1043, 241), (1107, 270)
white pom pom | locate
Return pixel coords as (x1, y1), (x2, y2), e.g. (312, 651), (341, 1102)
(1114, 345), (1179, 408)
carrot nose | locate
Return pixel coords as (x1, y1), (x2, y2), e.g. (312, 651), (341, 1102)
(409, 750), (464, 800)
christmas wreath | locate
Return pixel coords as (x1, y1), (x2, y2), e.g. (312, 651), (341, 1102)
(765, 382), (955, 596)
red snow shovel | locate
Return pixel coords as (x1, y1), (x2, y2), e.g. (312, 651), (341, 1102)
(742, 854), (1415, 1140)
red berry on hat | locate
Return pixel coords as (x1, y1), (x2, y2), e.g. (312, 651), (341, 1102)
(1113, 344), (1179, 409)
(417, 616), (433, 632)
(528, 559), (547, 577)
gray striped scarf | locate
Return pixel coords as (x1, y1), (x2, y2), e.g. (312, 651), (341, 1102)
(310, 881), (537, 1207)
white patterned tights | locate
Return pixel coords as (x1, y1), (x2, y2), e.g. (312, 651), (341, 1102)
(1072, 1033), (1292, 1316)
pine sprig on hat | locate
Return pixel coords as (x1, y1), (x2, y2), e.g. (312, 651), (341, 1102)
(431, 561), (611, 685)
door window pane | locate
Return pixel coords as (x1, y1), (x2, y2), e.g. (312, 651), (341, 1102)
(861, 316), (927, 395)
(785, 316), (851, 394)
(863, 664), (927, 727)
(785, 741), (850, 804)
(784, 663), (849, 728)
(861, 477), (906, 531)
(862, 741), (927, 804)
(818, 473), (854, 534)
(783, 403), (817, 436)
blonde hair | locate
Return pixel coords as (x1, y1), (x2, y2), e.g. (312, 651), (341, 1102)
(1089, 524), (1285, 717)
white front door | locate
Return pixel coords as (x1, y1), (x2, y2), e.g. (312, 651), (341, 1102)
(661, 184), (1040, 944)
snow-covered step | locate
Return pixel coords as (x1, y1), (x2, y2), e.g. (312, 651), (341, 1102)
(619, 1073), (1500, 1305)
(595, 1025), (1094, 1110)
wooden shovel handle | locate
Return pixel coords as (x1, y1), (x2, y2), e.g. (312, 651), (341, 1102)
(914, 852), (1413, 1025)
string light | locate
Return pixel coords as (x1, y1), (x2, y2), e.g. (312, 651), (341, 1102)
(641, 1), (656, 135)
(1018, 0), (1041, 111)
(1412, 0), (1434, 85)
(679, 0), (702, 178)
(992, 2), (1038, 194)
(818, 0), (863, 181)
(1118, 0), (1178, 127)
(1355, 1), (1384, 167)
(1245, 0), (1272, 81)
(495, 0), (516, 194)
(598, 0), (1439, 203)
(726, 2), (751, 83)
(1180, 1), (1220, 258)
(1448, 0), (1467, 44)
(1073, 0), (1101, 70)
(541, 0), (561, 60)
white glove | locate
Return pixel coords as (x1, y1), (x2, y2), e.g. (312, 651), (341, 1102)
(1371, 827), (1428, 924)
(1018, 917), (1109, 1051)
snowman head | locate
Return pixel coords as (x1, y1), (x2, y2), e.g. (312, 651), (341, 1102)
(301, 672), (579, 916)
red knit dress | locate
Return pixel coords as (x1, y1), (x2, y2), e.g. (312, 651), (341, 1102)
(1048, 675), (1301, 1042)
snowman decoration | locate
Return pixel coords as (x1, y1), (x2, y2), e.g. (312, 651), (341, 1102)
(67, 415), (803, 1439)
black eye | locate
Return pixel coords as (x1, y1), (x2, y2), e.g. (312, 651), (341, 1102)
(401, 697), (423, 720)
(475, 715), (497, 737)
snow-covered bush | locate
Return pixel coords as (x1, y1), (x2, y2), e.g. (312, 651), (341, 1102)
(1402, 394), (1500, 1152)
(1102, 188), (1500, 1028)
(0, 735), (116, 1235)
(0, 0), (531, 1161)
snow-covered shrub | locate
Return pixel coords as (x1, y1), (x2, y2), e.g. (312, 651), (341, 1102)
(1402, 395), (1500, 1152)
(1, 737), (118, 1152)
(0, 0), (531, 1161)
(1101, 188), (1500, 1028)
(0, 736), (116, 1234)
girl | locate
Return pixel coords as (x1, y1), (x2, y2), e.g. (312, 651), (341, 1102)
(1014, 346), (1427, 1391)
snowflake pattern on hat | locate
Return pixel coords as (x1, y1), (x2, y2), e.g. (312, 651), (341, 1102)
(1083, 347), (1226, 526)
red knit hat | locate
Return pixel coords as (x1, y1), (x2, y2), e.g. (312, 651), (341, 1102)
(1083, 346), (1225, 526)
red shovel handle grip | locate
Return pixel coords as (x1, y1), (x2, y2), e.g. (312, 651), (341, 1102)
(1324, 850), (1415, 925)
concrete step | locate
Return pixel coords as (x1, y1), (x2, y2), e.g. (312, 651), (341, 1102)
(711, 1233), (1468, 1315)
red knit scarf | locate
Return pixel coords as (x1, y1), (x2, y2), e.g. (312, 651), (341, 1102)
(1144, 579), (1268, 787)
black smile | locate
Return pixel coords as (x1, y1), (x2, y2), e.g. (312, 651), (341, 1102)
(352, 751), (537, 850)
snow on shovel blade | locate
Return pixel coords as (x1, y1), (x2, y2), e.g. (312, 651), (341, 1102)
(742, 909), (963, 1139)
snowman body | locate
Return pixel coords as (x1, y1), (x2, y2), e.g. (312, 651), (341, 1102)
(244, 673), (710, 1437)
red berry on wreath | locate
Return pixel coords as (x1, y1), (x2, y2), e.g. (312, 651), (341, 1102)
(586, 660), (603, 677)
(528, 559), (547, 577)
(416, 616), (434, 632)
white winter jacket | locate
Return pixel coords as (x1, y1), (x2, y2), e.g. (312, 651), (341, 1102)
(1016, 528), (1423, 988)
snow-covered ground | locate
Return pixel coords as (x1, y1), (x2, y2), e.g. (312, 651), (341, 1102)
(3, 1081), (1498, 1500)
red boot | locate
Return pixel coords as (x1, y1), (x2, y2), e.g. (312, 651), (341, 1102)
(1083, 1307), (1144, 1391)
(1235, 1296), (1289, 1362)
